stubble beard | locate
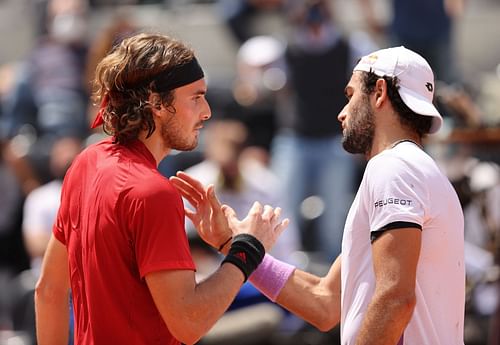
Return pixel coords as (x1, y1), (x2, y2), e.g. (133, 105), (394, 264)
(341, 95), (375, 155)
(160, 115), (199, 152)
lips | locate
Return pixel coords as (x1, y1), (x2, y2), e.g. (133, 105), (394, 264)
(194, 121), (204, 131)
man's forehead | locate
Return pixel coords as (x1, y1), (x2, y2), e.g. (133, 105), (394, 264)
(346, 71), (363, 90)
(350, 71), (364, 83)
(176, 78), (207, 94)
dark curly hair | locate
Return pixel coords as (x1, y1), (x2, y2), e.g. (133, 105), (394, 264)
(360, 71), (433, 137)
(92, 32), (195, 144)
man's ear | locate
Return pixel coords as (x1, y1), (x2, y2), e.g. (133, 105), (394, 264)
(374, 78), (388, 108)
(150, 93), (162, 110)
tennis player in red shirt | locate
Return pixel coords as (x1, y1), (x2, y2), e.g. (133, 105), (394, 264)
(35, 32), (288, 345)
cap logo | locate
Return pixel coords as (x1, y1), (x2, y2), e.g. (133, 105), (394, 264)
(425, 82), (433, 92)
(235, 252), (247, 263)
(361, 54), (379, 65)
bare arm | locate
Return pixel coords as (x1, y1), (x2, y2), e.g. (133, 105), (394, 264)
(355, 228), (421, 345)
(170, 171), (340, 332)
(145, 264), (245, 345)
(146, 200), (287, 345)
(275, 255), (342, 331)
(35, 235), (70, 345)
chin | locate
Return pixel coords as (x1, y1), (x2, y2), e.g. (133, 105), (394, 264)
(180, 140), (198, 152)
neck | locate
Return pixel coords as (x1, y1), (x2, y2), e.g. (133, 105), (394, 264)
(138, 131), (171, 166)
(367, 128), (421, 160)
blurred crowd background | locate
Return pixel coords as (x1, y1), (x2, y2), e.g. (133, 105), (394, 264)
(1, 0), (500, 344)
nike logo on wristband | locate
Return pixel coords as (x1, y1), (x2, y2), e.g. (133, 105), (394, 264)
(235, 252), (247, 263)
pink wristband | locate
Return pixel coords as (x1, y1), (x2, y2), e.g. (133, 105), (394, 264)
(248, 254), (295, 302)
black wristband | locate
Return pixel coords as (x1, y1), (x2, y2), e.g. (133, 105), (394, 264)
(221, 234), (265, 282)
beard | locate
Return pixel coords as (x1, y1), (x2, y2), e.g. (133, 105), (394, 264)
(160, 114), (199, 152)
(342, 94), (375, 155)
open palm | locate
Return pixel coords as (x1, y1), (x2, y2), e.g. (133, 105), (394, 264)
(170, 172), (232, 250)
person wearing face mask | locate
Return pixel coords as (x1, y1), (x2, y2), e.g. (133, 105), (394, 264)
(1, 0), (90, 198)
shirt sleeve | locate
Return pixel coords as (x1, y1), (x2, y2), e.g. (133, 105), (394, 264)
(52, 182), (70, 245)
(126, 180), (195, 278)
(52, 210), (66, 245)
(365, 154), (428, 234)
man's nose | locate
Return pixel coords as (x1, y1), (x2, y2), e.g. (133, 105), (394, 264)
(201, 99), (211, 120)
(337, 105), (348, 123)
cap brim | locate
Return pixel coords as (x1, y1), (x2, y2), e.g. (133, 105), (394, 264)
(399, 86), (443, 134)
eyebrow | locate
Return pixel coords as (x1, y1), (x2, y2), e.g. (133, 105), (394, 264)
(344, 85), (353, 97)
(192, 89), (207, 96)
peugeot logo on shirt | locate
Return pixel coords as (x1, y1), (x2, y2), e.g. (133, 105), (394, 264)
(374, 197), (413, 208)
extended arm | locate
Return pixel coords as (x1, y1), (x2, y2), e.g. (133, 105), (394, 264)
(273, 255), (342, 331)
(170, 171), (340, 332)
(35, 235), (71, 345)
(355, 228), (421, 345)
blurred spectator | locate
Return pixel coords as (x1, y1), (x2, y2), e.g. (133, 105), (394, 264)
(360, 0), (464, 84)
(0, 137), (28, 330)
(6, 0), (90, 138)
(208, 34), (286, 163)
(1, 0), (90, 191)
(463, 161), (500, 345)
(217, 0), (286, 44)
(358, 0), (488, 129)
(184, 119), (300, 267)
(184, 118), (303, 345)
(442, 153), (500, 344)
(22, 136), (82, 275)
(267, 0), (375, 260)
(1, 69), (28, 326)
(199, 1), (372, 262)
(5, 136), (82, 345)
(85, 11), (138, 98)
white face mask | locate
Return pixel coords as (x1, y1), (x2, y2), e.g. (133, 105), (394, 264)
(50, 13), (87, 43)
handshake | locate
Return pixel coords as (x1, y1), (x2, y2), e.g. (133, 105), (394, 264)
(170, 171), (289, 281)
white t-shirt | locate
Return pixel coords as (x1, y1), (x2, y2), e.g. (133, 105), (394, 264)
(23, 180), (62, 270)
(341, 141), (465, 345)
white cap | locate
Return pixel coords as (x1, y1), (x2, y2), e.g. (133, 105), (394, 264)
(353, 46), (443, 134)
(237, 35), (285, 67)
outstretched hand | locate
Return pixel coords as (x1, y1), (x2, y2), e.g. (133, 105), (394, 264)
(223, 201), (289, 252)
(170, 171), (290, 253)
(170, 171), (232, 251)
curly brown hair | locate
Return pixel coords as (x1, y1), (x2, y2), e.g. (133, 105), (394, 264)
(92, 32), (195, 144)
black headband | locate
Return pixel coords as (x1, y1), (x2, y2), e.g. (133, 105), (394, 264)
(146, 57), (204, 92)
